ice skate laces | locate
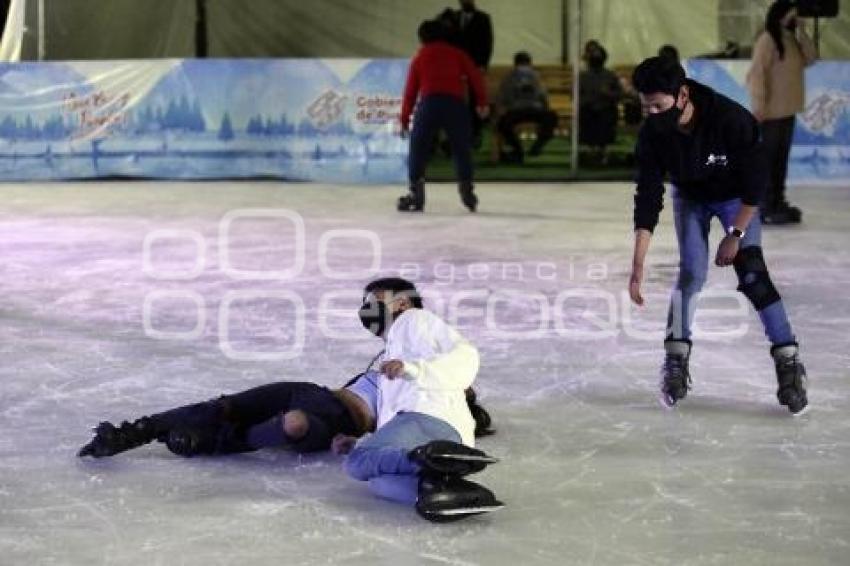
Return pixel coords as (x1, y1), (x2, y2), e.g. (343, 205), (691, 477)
(662, 354), (691, 392)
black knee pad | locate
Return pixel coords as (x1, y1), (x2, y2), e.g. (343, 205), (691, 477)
(733, 246), (781, 311)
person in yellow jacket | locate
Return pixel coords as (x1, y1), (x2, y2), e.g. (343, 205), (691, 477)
(746, 0), (816, 225)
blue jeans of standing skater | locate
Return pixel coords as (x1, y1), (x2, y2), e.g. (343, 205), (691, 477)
(667, 192), (794, 345)
(409, 94), (473, 184)
(345, 411), (462, 505)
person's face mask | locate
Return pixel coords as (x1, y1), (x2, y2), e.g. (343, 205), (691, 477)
(358, 293), (404, 337)
(647, 92), (683, 134)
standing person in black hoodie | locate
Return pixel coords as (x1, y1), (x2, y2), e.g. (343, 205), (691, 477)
(627, 56), (808, 415)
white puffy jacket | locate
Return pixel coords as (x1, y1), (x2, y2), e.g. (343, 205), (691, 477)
(378, 308), (480, 446)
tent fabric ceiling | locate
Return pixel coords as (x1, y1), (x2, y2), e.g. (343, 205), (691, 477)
(18, 0), (850, 63)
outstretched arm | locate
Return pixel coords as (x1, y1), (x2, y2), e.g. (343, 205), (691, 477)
(630, 228), (652, 305)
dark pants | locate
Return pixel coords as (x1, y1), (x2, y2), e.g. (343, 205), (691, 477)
(468, 92), (484, 145)
(761, 116), (796, 211)
(150, 382), (356, 454)
(409, 94), (473, 184)
(497, 108), (558, 156)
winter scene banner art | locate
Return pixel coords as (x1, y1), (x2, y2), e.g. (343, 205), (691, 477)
(0, 59), (409, 182)
(686, 59), (850, 184)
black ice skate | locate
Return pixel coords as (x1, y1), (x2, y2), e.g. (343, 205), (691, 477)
(77, 418), (157, 458)
(397, 180), (424, 212)
(415, 474), (504, 522)
(465, 387), (494, 437)
(164, 426), (220, 457)
(409, 440), (498, 477)
(659, 339), (692, 408)
(772, 343), (808, 415)
(458, 181), (478, 212)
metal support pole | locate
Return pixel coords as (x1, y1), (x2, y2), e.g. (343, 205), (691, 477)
(36, 0), (44, 60)
(813, 16), (820, 57)
(196, 0), (208, 58)
(568, 0), (581, 176)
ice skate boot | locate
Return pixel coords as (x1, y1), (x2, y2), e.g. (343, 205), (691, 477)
(398, 180), (424, 212)
(660, 339), (692, 408)
(465, 387), (494, 437)
(458, 181), (478, 212)
(409, 440), (498, 476)
(772, 343), (808, 415)
(77, 417), (157, 458)
(415, 474), (504, 522)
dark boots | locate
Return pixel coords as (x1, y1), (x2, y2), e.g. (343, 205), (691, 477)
(772, 343), (808, 415)
(660, 339), (692, 408)
(656, 340), (809, 415)
(416, 474), (503, 523)
(465, 387), (494, 437)
(77, 417), (158, 458)
(762, 201), (802, 225)
(409, 439), (498, 476)
(409, 440), (503, 521)
(398, 181), (478, 213)
(458, 181), (478, 212)
(762, 190), (802, 225)
(398, 180), (424, 212)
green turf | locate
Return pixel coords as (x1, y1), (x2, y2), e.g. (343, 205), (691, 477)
(424, 130), (638, 182)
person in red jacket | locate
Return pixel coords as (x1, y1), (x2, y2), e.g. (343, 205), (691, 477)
(398, 19), (488, 213)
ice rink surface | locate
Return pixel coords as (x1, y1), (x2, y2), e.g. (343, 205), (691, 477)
(1, 181), (849, 566)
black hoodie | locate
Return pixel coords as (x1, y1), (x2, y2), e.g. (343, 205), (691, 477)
(633, 79), (767, 232)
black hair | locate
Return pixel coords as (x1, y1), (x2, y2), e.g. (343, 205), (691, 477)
(657, 44), (680, 63)
(363, 277), (424, 308)
(584, 39), (602, 53)
(583, 40), (608, 68)
(418, 19), (445, 44)
(514, 51), (532, 66)
(632, 56), (686, 96)
(766, 0), (794, 60)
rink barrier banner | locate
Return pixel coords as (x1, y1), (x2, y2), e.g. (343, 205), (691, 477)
(1, 58), (847, 184)
(686, 59), (850, 185)
(0, 59), (409, 182)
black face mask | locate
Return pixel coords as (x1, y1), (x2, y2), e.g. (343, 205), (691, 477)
(588, 54), (605, 69)
(647, 97), (683, 134)
(358, 299), (402, 337)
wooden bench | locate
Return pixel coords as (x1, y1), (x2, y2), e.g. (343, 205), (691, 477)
(484, 64), (636, 162)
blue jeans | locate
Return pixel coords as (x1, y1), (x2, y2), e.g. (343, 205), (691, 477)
(667, 194), (794, 345)
(344, 412), (462, 505)
(409, 94), (473, 184)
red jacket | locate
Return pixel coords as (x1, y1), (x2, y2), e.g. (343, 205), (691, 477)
(400, 41), (488, 129)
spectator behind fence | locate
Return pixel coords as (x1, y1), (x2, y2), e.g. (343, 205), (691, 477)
(496, 51), (558, 164)
(438, 1), (493, 148)
(746, 0), (816, 225)
(579, 40), (622, 164)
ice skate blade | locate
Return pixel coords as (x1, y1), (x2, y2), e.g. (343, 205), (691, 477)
(657, 392), (677, 410)
(791, 404), (810, 417)
(431, 453), (499, 464)
(433, 503), (505, 516)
